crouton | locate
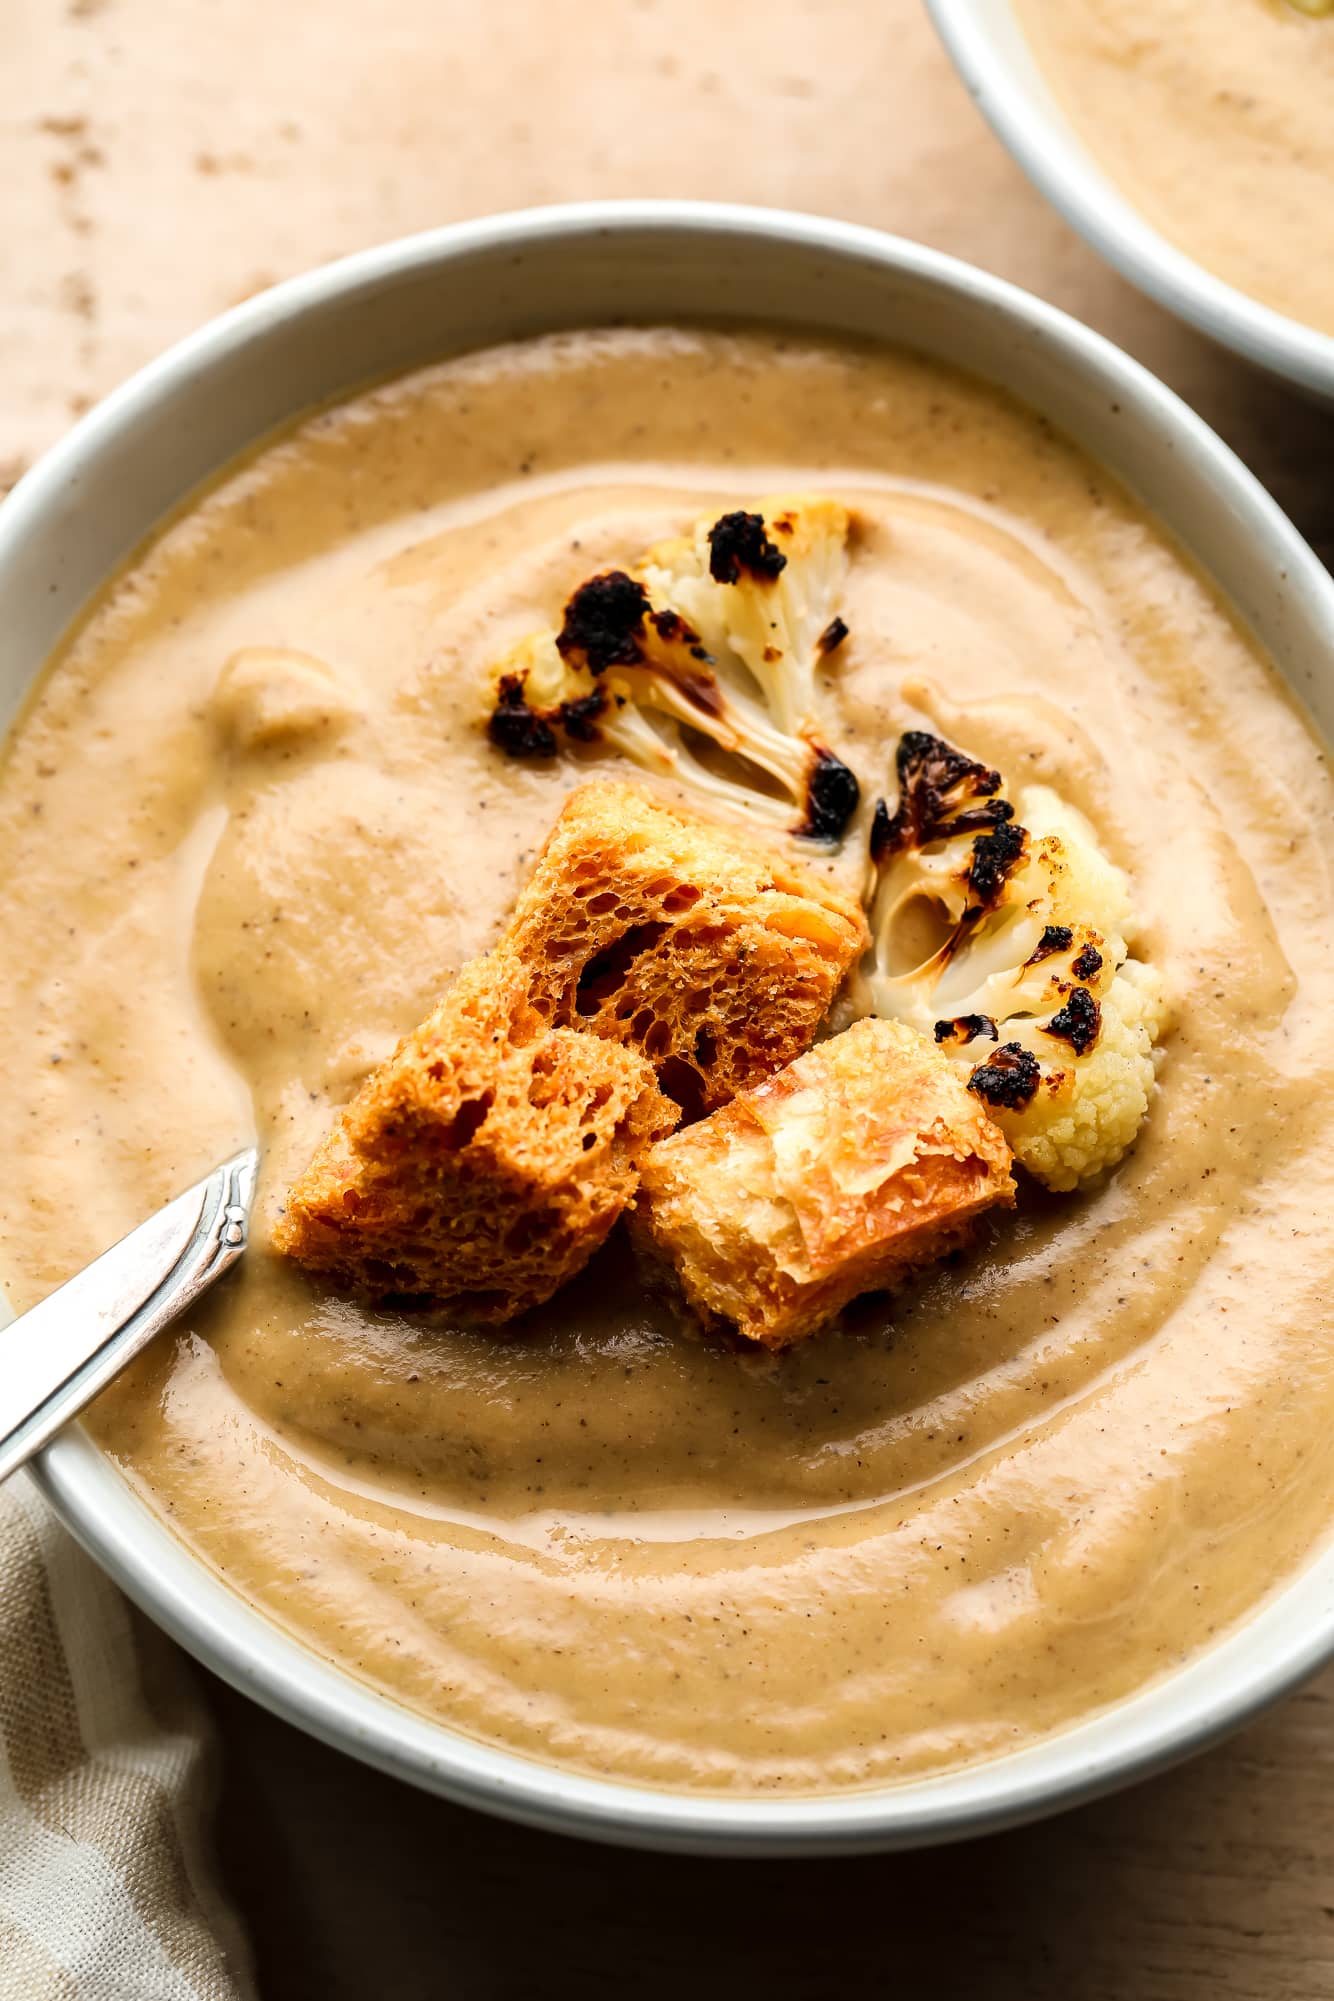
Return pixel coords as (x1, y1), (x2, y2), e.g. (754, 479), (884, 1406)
(274, 946), (677, 1320)
(502, 781), (868, 1115)
(633, 1017), (1015, 1349)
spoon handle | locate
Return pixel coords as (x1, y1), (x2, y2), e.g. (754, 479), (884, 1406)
(0, 1148), (258, 1484)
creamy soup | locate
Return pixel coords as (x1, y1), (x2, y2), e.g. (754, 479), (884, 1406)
(1017, 0), (1334, 336)
(2, 327), (1332, 1794)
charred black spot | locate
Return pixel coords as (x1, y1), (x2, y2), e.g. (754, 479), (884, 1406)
(707, 510), (788, 584)
(801, 749), (861, 842)
(968, 820), (1027, 907)
(898, 729), (1001, 798)
(557, 571), (649, 672)
(488, 673), (557, 758)
(557, 688), (608, 743)
(949, 801), (1016, 837)
(1025, 923), (1074, 967)
(869, 797), (894, 866)
(880, 730), (1012, 854)
(817, 615), (849, 657)
(1071, 944), (1104, 981)
(934, 1013), (999, 1048)
(651, 606), (701, 647)
(488, 669), (610, 756)
(1043, 985), (1101, 1057)
(968, 1042), (1042, 1110)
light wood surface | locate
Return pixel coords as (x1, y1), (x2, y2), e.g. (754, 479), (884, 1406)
(6, 1), (1334, 1993)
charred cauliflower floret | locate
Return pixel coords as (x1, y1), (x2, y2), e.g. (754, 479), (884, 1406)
(485, 501), (860, 846)
(854, 730), (1165, 1192)
(639, 498), (852, 739)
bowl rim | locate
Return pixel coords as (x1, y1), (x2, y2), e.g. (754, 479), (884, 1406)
(926, 0), (1334, 401)
(8, 196), (1334, 1853)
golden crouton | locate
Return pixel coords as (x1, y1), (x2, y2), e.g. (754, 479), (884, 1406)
(633, 1017), (1015, 1349)
(502, 781), (868, 1115)
(274, 946), (677, 1320)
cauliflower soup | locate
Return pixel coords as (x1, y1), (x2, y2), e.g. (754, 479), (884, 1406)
(1017, 0), (1334, 336)
(1, 326), (1331, 1793)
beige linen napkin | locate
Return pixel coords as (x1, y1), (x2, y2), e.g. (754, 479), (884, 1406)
(0, 1472), (254, 2001)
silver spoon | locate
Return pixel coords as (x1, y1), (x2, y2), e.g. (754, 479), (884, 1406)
(0, 1148), (258, 1483)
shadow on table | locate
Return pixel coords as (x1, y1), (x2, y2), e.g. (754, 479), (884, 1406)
(210, 1667), (1333, 2001)
(1200, 369), (1334, 575)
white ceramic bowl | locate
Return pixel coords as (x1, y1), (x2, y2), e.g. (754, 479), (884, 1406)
(928, 0), (1334, 404)
(6, 202), (1334, 1855)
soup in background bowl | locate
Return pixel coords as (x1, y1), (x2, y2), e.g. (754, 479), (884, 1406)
(929, 0), (1334, 403)
(1017, 0), (1334, 336)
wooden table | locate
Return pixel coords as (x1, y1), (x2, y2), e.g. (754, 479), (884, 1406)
(6, 2), (1334, 1992)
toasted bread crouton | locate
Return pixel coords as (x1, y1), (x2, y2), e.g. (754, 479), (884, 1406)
(633, 1017), (1015, 1349)
(502, 781), (868, 1115)
(274, 947), (677, 1320)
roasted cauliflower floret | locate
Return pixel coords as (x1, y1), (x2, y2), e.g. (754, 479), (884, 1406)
(854, 730), (1165, 1192)
(967, 962), (1164, 1193)
(639, 498), (852, 739)
(485, 500), (860, 846)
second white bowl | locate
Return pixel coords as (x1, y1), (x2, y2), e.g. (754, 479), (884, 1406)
(928, 0), (1334, 404)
